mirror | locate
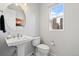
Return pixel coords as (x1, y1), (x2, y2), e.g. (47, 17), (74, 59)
(7, 3), (26, 27)
(49, 3), (64, 31)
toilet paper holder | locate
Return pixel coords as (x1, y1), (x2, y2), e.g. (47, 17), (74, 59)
(51, 40), (55, 46)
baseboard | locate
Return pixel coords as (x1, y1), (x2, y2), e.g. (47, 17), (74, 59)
(25, 51), (57, 56)
(49, 53), (56, 56)
(25, 51), (34, 56)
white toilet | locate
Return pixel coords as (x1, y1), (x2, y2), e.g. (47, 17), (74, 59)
(32, 37), (49, 56)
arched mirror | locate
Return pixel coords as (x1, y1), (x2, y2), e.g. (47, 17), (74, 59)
(7, 3), (26, 27)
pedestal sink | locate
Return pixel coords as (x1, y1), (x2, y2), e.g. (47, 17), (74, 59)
(5, 35), (33, 56)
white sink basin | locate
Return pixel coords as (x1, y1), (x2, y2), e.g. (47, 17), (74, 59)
(6, 36), (32, 46)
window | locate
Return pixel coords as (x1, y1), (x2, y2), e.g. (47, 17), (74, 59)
(49, 3), (64, 31)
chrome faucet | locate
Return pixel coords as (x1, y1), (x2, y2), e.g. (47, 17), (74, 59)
(17, 33), (22, 38)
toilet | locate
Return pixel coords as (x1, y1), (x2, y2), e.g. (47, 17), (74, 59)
(32, 37), (49, 56)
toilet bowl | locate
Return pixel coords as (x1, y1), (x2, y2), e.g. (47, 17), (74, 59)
(36, 44), (49, 56)
(32, 37), (49, 56)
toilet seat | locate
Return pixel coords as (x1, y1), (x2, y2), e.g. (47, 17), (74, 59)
(37, 44), (49, 50)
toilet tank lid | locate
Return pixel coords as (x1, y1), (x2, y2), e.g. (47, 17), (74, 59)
(37, 44), (49, 49)
(32, 36), (40, 39)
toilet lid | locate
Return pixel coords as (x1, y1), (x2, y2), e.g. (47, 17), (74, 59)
(37, 44), (49, 49)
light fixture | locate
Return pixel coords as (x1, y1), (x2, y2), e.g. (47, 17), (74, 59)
(15, 3), (18, 6)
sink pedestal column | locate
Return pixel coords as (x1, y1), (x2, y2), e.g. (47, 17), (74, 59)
(17, 44), (26, 56)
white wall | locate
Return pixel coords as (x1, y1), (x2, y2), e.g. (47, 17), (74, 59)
(24, 3), (40, 36)
(0, 3), (10, 10)
(40, 3), (79, 56)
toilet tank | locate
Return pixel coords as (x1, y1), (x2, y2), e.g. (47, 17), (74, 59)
(32, 37), (40, 46)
